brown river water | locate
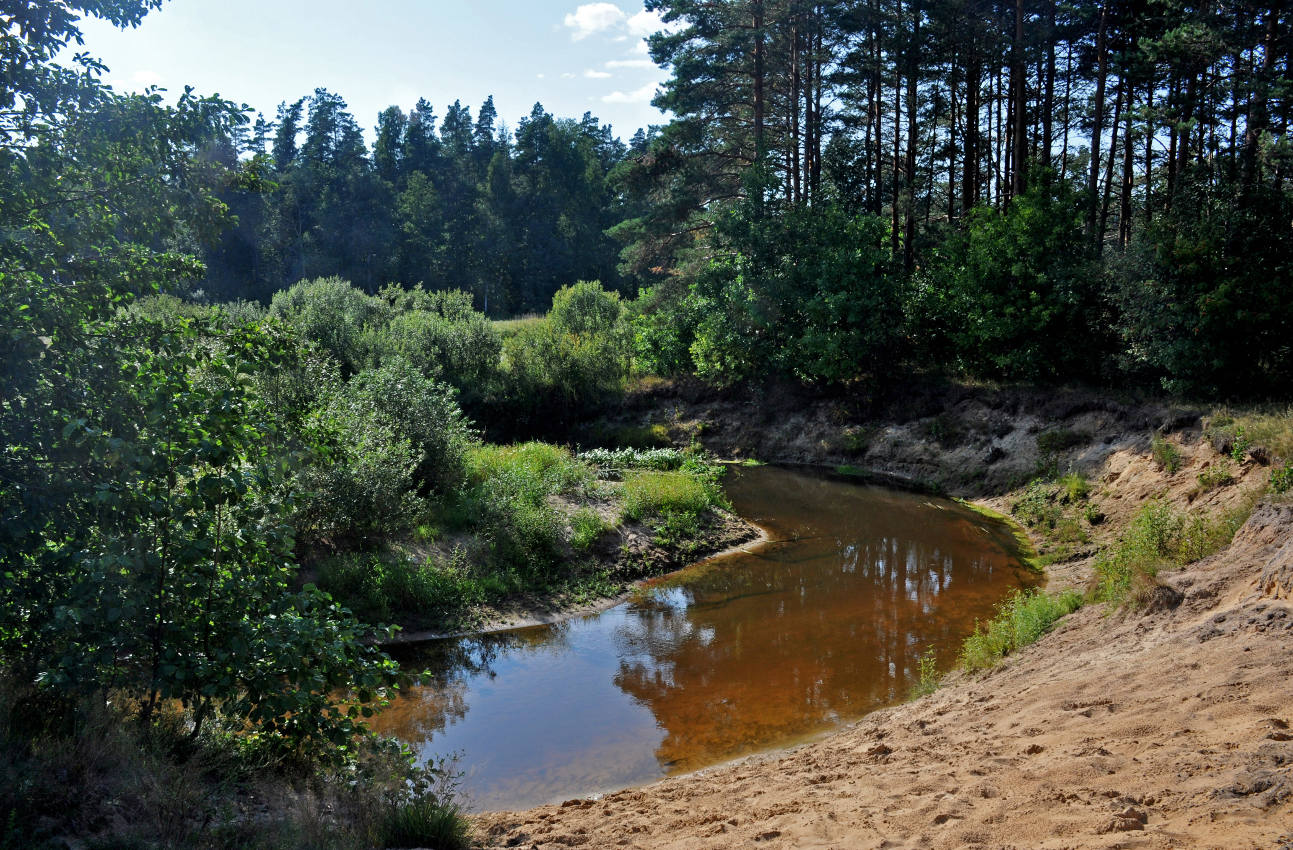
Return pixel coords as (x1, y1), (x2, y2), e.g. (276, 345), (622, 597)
(370, 465), (1039, 811)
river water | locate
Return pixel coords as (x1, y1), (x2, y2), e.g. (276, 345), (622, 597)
(370, 465), (1038, 811)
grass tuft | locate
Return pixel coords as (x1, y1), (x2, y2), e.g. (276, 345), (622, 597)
(959, 589), (1083, 672)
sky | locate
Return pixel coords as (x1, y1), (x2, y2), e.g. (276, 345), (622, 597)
(72, 1), (674, 144)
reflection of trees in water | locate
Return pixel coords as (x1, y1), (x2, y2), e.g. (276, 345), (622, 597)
(611, 519), (1028, 772)
(372, 624), (574, 747)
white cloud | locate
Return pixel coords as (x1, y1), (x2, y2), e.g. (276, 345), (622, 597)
(584, 69), (613, 79)
(606, 59), (655, 70)
(537, 73), (546, 79)
(632, 39), (649, 55)
(563, 3), (626, 40)
(602, 82), (658, 104)
(626, 9), (665, 37)
(131, 69), (163, 87)
(562, 72), (577, 79)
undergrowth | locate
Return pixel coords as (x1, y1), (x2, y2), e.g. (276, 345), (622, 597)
(1091, 499), (1251, 607)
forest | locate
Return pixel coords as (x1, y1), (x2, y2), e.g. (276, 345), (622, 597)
(1, 0), (1290, 847)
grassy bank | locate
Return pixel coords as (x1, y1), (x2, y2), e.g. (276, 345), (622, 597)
(314, 444), (735, 633)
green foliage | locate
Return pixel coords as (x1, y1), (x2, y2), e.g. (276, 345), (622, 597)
(1057, 472), (1090, 503)
(1151, 434), (1184, 474)
(1195, 461), (1235, 492)
(1011, 479), (1063, 530)
(372, 303), (502, 403)
(620, 470), (720, 523)
(579, 447), (688, 474)
(959, 590), (1084, 672)
(333, 359), (476, 494)
(918, 171), (1107, 381)
(377, 797), (471, 850)
(1092, 500), (1248, 606)
(687, 201), (902, 385)
(270, 277), (390, 375)
(570, 509), (609, 551)
(317, 550), (483, 625)
(1272, 464), (1293, 495)
(493, 316), (628, 431)
(1037, 429), (1088, 456)
(907, 647), (941, 700)
(549, 280), (625, 338)
(1113, 173), (1293, 398)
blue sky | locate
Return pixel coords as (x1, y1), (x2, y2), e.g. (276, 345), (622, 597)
(73, 1), (673, 142)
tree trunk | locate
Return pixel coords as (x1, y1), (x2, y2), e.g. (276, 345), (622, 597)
(1086, 3), (1108, 241)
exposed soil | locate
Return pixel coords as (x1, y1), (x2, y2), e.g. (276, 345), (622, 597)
(473, 382), (1291, 849)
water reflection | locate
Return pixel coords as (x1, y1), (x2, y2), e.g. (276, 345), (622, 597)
(368, 466), (1037, 811)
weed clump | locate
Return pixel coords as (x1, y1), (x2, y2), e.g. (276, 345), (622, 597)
(959, 589), (1083, 672)
(907, 647), (942, 700)
(1091, 500), (1250, 606)
(1151, 434), (1183, 474)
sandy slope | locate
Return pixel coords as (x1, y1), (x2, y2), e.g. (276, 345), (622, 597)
(476, 451), (1293, 849)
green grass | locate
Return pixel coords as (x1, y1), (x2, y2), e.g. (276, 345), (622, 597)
(1195, 461), (1235, 492)
(1092, 499), (1251, 606)
(570, 508), (608, 550)
(959, 589), (1084, 672)
(955, 498), (1044, 572)
(491, 313), (543, 339)
(377, 797), (470, 850)
(1057, 471), (1090, 503)
(621, 469), (719, 521)
(317, 550), (485, 625)
(466, 441), (594, 500)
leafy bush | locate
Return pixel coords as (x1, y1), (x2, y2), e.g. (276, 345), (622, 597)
(295, 407), (421, 545)
(549, 279), (625, 338)
(1113, 173), (1293, 398)
(1011, 479), (1062, 529)
(1272, 464), (1293, 494)
(372, 309), (501, 401)
(1195, 461), (1234, 492)
(960, 589), (1083, 672)
(1057, 472), (1090, 503)
(924, 170), (1108, 382)
(687, 203), (902, 385)
(269, 277), (389, 375)
(1092, 500), (1248, 605)
(570, 509), (608, 550)
(333, 359), (476, 495)
(492, 317), (628, 431)
(907, 647), (941, 700)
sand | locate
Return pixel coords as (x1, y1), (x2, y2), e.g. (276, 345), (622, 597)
(476, 442), (1293, 850)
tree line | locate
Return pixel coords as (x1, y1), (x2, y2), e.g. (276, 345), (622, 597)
(622, 0), (1291, 398)
(201, 90), (643, 314)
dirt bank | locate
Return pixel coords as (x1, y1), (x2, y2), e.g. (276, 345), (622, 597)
(476, 390), (1291, 849)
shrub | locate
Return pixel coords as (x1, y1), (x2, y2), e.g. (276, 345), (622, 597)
(1272, 464), (1293, 494)
(1011, 479), (1062, 529)
(960, 589), (1083, 672)
(907, 647), (941, 700)
(1092, 500), (1248, 606)
(549, 280), (625, 338)
(333, 359), (476, 495)
(269, 277), (389, 375)
(1037, 429), (1088, 456)
(1195, 461), (1235, 492)
(371, 308), (502, 400)
(295, 409), (421, 545)
(570, 509), (608, 550)
(1151, 434), (1183, 474)
(493, 318), (627, 430)
(317, 550), (482, 624)
(1057, 472), (1090, 503)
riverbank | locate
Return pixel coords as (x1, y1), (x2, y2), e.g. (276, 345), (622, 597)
(476, 384), (1291, 848)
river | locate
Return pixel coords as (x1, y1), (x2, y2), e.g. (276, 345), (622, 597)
(369, 464), (1038, 811)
